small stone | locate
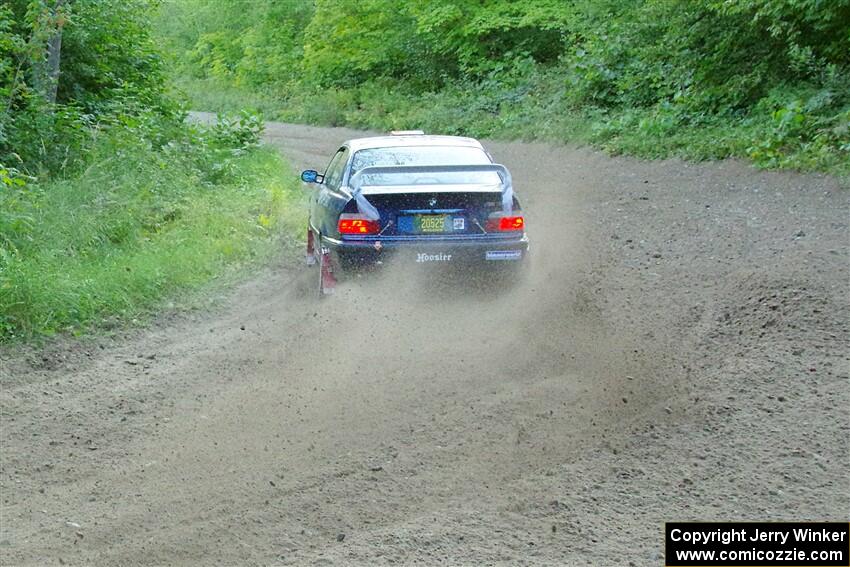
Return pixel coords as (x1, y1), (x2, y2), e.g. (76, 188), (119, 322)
(336, 533), (346, 542)
(622, 397), (628, 404)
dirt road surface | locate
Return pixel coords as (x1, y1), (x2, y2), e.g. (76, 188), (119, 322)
(2, 121), (848, 566)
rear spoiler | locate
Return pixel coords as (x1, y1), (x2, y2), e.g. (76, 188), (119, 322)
(345, 164), (514, 221)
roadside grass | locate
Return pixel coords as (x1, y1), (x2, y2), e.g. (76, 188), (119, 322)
(0, 127), (304, 342)
(170, 76), (287, 118)
(176, 75), (850, 178)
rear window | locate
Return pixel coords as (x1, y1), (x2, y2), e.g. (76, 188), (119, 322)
(350, 146), (499, 186)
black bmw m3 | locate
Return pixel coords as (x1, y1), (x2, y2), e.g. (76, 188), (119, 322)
(300, 131), (529, 295)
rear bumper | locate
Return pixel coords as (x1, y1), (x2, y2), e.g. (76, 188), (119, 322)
(320, 234), (529, 267)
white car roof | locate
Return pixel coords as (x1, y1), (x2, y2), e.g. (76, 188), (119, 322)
(345, 135), (484, 153)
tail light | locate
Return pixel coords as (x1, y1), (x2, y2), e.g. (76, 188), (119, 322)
(338, 213), (380, 235)
(485, 214), (524, 232)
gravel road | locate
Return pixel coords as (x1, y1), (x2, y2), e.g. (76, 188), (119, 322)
(1, 121), (848, 566)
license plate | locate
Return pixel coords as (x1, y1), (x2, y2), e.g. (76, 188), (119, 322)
(416, 215), (449, 233)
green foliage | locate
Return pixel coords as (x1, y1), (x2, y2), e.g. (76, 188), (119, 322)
(168, 76), (286, 118)
(0, 114), (302, 341)
(208, 110), (264, 152)
(0, 3), (26, 155)
(156, 0), (850, 175)
(55, 0), (170, 112)
(157, 0), (312, 90)
(303, 0), (419, 86)
(747, 87), (850, 170)
(300, 0), (571, 86)
(710, 0), (850, 64)
(559, 0), (849, 115)
(2, 0), (181, 176)
(411, 0), (570, 75)
(1, 2), (306, 342)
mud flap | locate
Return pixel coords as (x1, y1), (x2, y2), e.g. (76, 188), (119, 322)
(306, 228), (317, 266)
(318, 247), (336, 296)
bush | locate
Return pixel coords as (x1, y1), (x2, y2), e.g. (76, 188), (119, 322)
(1, 2), (308, 343)
(157, 0), (850, 176)
(1, 0), (184, 177)
(0, 114), (302, 341)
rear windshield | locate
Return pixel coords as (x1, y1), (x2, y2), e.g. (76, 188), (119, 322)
(350, 146), (500, 186)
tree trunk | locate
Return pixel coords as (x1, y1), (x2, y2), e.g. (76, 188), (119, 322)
(34, 0), (65, 104)
(45, 1), (64, 104)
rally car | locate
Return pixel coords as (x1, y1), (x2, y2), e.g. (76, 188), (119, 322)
(300, 131), (528, 295)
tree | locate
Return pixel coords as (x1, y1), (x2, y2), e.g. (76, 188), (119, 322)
(43, 0), (65, 103)
(29, 0), (67, 104)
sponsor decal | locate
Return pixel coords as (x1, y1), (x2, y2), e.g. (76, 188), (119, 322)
(416, 252), (452, 263)
(373, 241), (383, 251)
(486, 250), (522, 261)
(453, 217), (465, 231)
(428, 198), (438, 207)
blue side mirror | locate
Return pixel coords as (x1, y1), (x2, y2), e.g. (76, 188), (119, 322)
(301, 169), (319, 183)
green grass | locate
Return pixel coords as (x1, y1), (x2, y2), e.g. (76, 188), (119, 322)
(0, 128), (304, 342)
(175, 75), (850, 178)
(170, 76), (288, 118)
